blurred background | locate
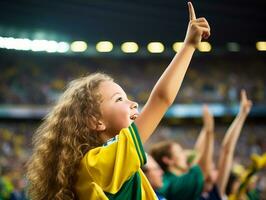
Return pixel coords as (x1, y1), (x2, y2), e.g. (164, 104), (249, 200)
(0, 0), (265, 199)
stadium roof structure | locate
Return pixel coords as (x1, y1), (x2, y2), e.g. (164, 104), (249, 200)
(0, 0), (265, 48)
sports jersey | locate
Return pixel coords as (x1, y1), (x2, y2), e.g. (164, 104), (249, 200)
(157, 165), (204, 200)
(75, 123), (158, 200)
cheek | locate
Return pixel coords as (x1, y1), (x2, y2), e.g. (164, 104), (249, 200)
(177, 154), (186, 163)
(113, 108), (129, 122)
(104, 104), (127, 120)
(110, 106), (131, 129)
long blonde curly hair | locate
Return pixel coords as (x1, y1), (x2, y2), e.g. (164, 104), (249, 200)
(26, 73), (113, 200)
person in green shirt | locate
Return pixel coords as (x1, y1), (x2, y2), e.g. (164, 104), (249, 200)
(150, 105), (214, 200)
(150, 138), (212, 200)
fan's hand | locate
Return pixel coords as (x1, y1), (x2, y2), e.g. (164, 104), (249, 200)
(184, 2), (211, 48)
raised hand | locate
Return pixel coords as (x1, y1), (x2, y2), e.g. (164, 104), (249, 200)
(184, 2), (211, 48)
(239, 89), (252, 115)
(202, 104), (214, 132)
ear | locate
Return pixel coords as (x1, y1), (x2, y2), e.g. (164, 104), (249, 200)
(89, 116), (106, 131)
(95, 120), (106, 131)
(162, 156), (171, 165)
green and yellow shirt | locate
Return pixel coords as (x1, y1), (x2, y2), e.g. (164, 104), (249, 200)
(157, 165), (204, 200)
(75, 123), (158, 200)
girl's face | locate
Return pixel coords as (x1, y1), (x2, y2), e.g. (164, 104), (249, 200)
(99, 81), (139, 137)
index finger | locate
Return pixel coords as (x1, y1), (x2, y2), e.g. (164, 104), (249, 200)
(203, 104), (210, 117)
(188, 2), (196, 21)
(241, 89), (247, 101)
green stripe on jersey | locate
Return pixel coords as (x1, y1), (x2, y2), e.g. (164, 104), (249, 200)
(131, 123), (147, 165)
(105, 172), (142, 200)
(129, 125), (143, 166)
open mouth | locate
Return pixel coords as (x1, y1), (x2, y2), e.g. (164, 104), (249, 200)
(130, 114), (138, 120)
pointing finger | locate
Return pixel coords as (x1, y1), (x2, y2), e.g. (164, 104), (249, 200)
(188, 2), (196, 21)
(241, 89), (247, 101)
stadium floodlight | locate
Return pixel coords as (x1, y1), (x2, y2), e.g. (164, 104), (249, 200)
(0, 37), (4, 48)
(0, 36), (70, 53)
(3, 37), (16, 49)
(31, 40), (49, 51)
(172, 42), (183, 52)
(147, 42), (164, 53)
(71, 41), (87, 52)
(96, 41), (113, 52)
(57, 42), (70, 53)
(198, 42), (211, 52)
(256, 41), (266, 51)
(14, 38), (31, 51)
(227, 42), (240, 52)
(45, 41), (58, 53)
(1, 37), (31, 51)
(121, 42), (138, 53)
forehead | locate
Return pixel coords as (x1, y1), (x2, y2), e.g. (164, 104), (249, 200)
(171, 143), (183, 153)
(99, 81), (126, 99)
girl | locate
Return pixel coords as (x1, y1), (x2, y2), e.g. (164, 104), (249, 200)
(26, 2), (210, 199)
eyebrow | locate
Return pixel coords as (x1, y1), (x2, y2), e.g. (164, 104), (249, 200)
(110, 92), (121, 99)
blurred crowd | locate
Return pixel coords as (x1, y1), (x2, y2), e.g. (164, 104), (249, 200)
(0, 52), (265, 199)
(0, 122), (265, 199)
(0, 123), (34, 200)
(0, 53), (265, 105)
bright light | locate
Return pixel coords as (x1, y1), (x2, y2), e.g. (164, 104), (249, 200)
(227, 42), (240, 52)
(4, 37), (16, 49)
(31, 40), (48, 51)
(198, 42), (211, 52)
(96, 41), (113, 52)
(1, 37), (31, 50)
(121, 42), (138, 53)
(172, 42), (183, 52)
(0, 37), (5, 48)
(15, 39), (31, 50)
(147, 42), (164, 53)
(0, 36), (70, 53)
(57, 42), (70, 53)
(256, 41), (266, 51)
(46, 41), (58, 53)
(70, 41), (87, 52)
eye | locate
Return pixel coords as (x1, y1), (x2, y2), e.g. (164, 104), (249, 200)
(115, 97), (123, 102)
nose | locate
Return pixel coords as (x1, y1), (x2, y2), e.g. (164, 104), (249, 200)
(130, 101), (138, 109)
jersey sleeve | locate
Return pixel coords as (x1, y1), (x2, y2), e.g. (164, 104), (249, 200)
(82, 122), (146, 194)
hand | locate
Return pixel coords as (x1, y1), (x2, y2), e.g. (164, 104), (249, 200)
(184, 2), (211, 48)
(202, 104), (214, 132)
(239, 89), (252, 115)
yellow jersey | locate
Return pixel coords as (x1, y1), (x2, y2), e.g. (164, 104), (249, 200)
(75, 123), (158, 200)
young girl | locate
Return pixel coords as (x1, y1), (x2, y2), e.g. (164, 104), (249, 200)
(26, 2), (210, 199)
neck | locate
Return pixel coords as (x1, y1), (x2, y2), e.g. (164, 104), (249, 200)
(100, 134), (111, 143)
(100, 130), (117, 143)
(168, 166), (186, 176)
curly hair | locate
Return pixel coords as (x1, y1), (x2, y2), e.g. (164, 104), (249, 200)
(26, 73), (113, 200)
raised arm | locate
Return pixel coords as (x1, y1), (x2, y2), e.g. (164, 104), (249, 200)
(195, 105), (214, 178)
(194, 105), (214, 160)
(135, 2), (211, 142)
(217, 90), (252, 197)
